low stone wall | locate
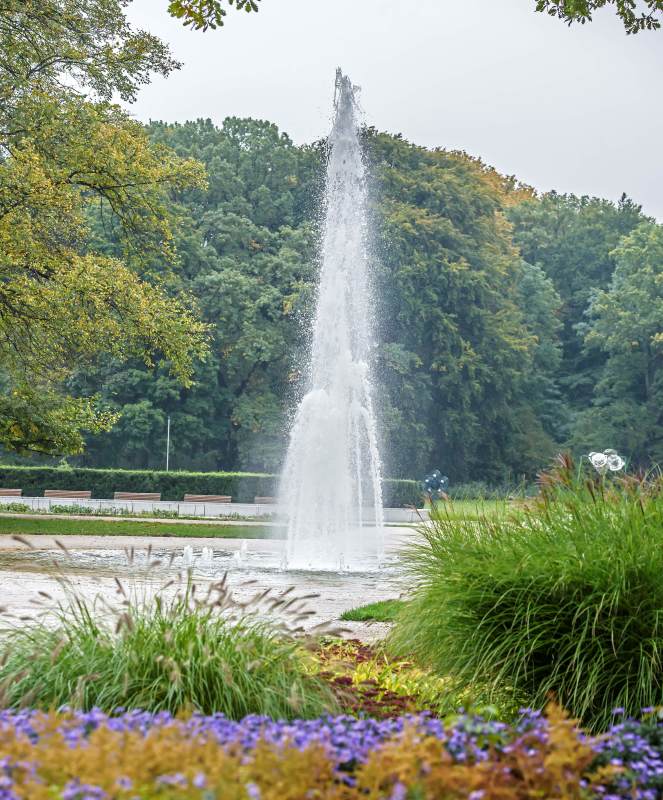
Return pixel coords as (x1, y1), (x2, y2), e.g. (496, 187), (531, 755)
(0, 495), (428, 524)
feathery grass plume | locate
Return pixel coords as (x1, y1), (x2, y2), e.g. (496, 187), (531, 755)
(0, 547), (338, 718)
(390, 454), (663, 730)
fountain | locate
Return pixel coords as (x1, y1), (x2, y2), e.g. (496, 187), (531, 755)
(280, 69), (384, 571)
(182, 544), (194, 568)
(0, 74), (408, 634)
(232, 539), (248, 567)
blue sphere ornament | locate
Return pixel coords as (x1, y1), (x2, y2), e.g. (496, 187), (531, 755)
(422, 470), (450, 501)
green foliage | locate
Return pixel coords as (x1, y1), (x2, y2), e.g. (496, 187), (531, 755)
(575, 222), (663, 464)
(168, 0), (260, 31)
(367, 136), (553, 481)
(0, 572), (335, 717)
(0, 464), (274, 502)
(0, 389), (117, 456)
(316, 638), (460, 718)
(72, 117), (318, 473)
(0, 502), (29, 513)
(508, 193), (646, 421)
(73, 121), (574, 482)
(340, 599), (405, 623)
(536, 0), (663, 33)
(508, 192), (650, 462)
(2, 1), (659, 478)
(0, 0), (209, 456)
(391, 457), (663, 731)
(168, 0), (663, 36)
(0, 0), (178, 103)
(0, 464), (421, 506)
(382, 479), (423, 507)
(42, 114), (654, 480)
(510, 196), (662, 468)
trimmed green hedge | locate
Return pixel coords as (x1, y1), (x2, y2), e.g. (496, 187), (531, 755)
(0, 466), (424, 507)
(383, 479), (423, 508)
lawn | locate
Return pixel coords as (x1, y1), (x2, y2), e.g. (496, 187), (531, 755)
(0, 516), (278, 538)
(340, 599), (406, 622)
(0, 499), (510, 539)
(425, 499), (514, 521)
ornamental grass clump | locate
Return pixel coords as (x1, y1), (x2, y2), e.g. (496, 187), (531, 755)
(0, 543), (336, 719)
(390, 455), (663, 730)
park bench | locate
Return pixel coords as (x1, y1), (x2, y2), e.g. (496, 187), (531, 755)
(44, 489), (92, 499)
(254, 496), (275, 504)
(183, 494), (232, 503)
(113, 492), (161, 502)
(0, 488), (22, 496)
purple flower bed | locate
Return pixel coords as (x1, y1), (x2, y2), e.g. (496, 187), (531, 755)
(1, 708), (520, 764)
(1, 708), (662, 798)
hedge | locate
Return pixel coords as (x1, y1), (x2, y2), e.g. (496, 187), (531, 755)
(0, 465), (424, 507)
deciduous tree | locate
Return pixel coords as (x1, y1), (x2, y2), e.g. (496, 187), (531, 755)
(575, 222), (663, 463)
(0, 0), (209, 454)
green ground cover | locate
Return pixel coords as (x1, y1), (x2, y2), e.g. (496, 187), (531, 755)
(0, 516), (277, 538)
(340, 599), (406, 623)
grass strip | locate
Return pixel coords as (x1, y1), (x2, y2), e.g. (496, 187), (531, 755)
(0, 516), (278, 538)
(424, 499), (512, 521)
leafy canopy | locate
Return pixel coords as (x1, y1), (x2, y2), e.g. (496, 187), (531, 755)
(0, 0), (209, 455)
(68, 115), (658, 481)
(535, 0), (663, 32)
(168, 0), (260, 31)
(164, 0), (663, 34)
(76, 121), (566, 483)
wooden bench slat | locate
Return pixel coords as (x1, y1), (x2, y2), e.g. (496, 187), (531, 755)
(44, 490), (91, 499)
(254, 496), (275, 504)
(113, 492), (161, 501)
(183, 494), (232, 503)
(0, 488), (22, 496)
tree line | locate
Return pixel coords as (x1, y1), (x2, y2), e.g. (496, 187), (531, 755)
(2, 0), (661, 484)
(69, 119), (661, 482)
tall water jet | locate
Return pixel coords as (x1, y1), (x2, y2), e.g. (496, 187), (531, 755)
(280, 69), (384, 571)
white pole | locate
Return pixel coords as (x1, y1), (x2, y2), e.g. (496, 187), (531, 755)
(166, 415), (171, 472)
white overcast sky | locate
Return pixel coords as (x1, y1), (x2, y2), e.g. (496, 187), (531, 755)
(126, 0), (663, 219)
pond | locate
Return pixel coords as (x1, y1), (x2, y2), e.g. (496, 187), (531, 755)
(0, 529), (412, 640)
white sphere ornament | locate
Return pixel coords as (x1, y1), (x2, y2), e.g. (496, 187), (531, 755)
(607, 454), (625, 472)
(589, 452), (608, 471)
